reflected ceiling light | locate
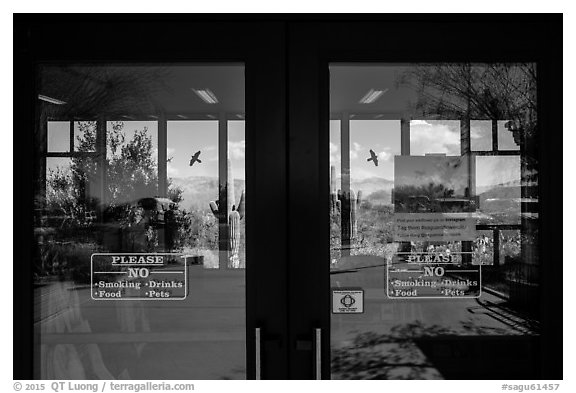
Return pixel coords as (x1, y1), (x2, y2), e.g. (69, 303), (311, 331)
(359, 88), (388, 104)
(192, 88), (219, 104)
(38, 94), (66, 105)
(177, 115), (188, 119)
(236, 114), (245, 119)
(206, 114), (216, 119)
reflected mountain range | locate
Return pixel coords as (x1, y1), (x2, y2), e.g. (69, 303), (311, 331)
(171, 176), (245, 211)
(171, 175), (523, 211)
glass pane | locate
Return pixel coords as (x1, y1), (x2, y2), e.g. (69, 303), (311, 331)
(472, 230), (494, 265)
(105, 120), (159, 207)
(47, 121), (70, 152)
(74, 121), (97, 152)
(34, 64), (246, 379)
(498, 120), (521, 151)
(329, 63), (538, 380)
(470, 120), (492, 151)
(410, 120), (460, 155)
(167, 120), (219, 268)
(228, 120), (246, 268)
(476, 156), (521, 225)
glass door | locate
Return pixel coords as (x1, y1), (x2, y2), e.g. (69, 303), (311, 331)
(328, 63), (540, 379)
(286, 18), (561, 380)
(15, 15), (562, 381)
(15, 18), (289, 380)
(34, 64), (249, 379)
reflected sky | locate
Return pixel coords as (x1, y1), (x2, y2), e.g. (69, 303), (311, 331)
(410, 120), (460, 156)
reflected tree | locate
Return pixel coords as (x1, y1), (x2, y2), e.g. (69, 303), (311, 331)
(398, 64), (537, 144)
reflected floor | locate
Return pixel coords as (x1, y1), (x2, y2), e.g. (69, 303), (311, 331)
(35, 266), (246, 380)
(331, 264), (540, 379)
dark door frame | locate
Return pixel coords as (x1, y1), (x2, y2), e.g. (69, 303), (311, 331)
(14, 14), (562, 380)
(286, 15), (562, 379)
(14, 15), (289, 380)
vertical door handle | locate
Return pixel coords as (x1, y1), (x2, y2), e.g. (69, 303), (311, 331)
(315, 328), (321, 380)
(255, 327), (262, 380)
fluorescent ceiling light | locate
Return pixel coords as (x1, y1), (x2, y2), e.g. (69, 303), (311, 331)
(359, 88), (388, 104)
(38, 94), (66, 105)
(192, 88), (219, 104)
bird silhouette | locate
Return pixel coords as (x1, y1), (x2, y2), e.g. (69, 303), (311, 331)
(367, 149), (379, 166)
(189, 151), (202, 166)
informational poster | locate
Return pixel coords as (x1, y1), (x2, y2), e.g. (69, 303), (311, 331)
(91, 253), (187, 300)
(394, 156), (477, 210)
(394, 213), (476, 241)
(387, 251), (481, 299)
(390, 155), (481, 298)
(393, 155), (477, 241)
(332, 288), (364, 313)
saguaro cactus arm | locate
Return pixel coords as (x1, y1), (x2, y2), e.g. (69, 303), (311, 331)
(209, 201), (219, 217)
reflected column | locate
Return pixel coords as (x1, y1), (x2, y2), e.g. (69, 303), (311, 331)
(340, 112), (351, 257)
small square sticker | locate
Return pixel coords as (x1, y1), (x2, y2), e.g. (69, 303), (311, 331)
(332, 289), (364, 314)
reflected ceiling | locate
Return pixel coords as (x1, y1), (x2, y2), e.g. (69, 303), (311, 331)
(39, 65), (245, 118)
(330, 64), (418, 117)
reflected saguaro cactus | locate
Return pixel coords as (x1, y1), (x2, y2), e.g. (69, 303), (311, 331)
(209, 159), (245, 268)
(339, 189), (362, 240)
(330, 165), (341, 214)
(330, 165), (362, 253)
(228, 209), (241, 267)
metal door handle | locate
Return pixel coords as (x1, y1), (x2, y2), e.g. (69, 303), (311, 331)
(315, 328), (321, 380)
(255, 327), (262, 380)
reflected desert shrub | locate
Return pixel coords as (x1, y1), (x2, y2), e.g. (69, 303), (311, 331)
(36, 241), (103, 285)
(171, 207), (218, 251)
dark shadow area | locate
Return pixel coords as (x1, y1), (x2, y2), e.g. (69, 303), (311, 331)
(331, 321), (540, 379)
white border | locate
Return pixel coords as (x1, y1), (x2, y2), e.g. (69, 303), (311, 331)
(90, 253), (188, 301)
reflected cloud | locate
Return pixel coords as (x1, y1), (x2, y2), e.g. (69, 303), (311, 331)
(228, 140), (246, 160)
(410, 121), (460, 156)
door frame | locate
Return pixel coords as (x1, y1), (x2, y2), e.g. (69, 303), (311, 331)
(286, 15), (562, 379)
(14, 14), (563, 380)
(13, 15), (289, 380)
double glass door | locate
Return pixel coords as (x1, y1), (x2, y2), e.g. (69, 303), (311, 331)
(17, 16), (561, 380)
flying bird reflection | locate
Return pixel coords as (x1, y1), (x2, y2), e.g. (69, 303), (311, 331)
(367, 149), (379, 166)
(189, 151), (202, 166)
